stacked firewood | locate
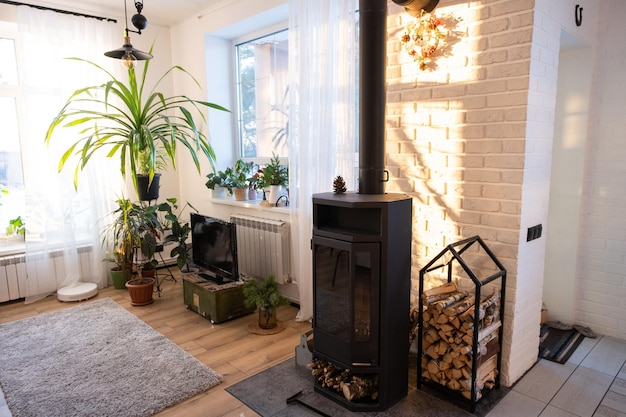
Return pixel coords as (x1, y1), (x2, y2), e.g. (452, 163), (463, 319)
(420, 282), (501, 401)
(309, 359), (379, 402)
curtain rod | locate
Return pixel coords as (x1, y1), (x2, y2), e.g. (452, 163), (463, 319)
(0, 1), (117, 23)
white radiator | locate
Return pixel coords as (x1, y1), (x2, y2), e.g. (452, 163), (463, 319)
(230, 214), (291, 284)
(0, 253), (28, 302)
(0, 247), (95, 302)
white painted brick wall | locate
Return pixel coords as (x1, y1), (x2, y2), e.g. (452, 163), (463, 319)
(387, 0), (602, 386)
(576, 0), (626, 340)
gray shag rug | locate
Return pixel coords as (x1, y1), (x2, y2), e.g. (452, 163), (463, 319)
(0, 298), (222, 417)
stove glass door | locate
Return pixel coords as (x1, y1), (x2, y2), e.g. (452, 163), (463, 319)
(313, 236), (379, 366)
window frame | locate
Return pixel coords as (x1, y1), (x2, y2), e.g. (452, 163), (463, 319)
(0, 22), (26, 250)
(232, 22), (289, 165)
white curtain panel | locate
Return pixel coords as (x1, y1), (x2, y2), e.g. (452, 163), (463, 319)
(16, 7), (121, 302)
(288, 0), (358, 321)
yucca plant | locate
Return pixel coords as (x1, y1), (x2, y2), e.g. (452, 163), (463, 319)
(45, 48), (229, 197)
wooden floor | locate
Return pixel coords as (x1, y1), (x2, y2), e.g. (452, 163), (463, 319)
(0, 273), (312, 417)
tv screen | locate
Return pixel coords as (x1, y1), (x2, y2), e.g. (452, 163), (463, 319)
(190, 213), (237, 280)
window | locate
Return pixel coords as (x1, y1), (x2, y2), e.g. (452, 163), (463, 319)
(0, 29), (25, 246)
(235, 29), (289, 160)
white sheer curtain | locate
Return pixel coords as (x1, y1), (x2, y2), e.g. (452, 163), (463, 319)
(16, 7), (121, 302)
(288, 0), (358, 321)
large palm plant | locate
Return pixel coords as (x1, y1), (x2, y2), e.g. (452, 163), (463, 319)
(45, 52), (229, 196)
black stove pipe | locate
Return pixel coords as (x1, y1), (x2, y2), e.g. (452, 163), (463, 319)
(358, 0), (388, 195)
(358, 0), (439, 194)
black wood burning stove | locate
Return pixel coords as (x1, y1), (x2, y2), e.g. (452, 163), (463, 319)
(309, 0), (415, 411)
(312, 192), (412, 411)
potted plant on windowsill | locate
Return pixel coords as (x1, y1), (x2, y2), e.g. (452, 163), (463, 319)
(230, 159), (254, 201)
(257, 153), (288, 206)
(242, 274), (290, 330)
(205, 170), (229, 198)
(45, 48), (229, 199)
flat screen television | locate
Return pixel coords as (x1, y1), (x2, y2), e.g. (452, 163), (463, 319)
(190, 213), (237, 281)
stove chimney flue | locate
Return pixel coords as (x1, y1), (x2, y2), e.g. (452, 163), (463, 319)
(358, 0), (388, 195)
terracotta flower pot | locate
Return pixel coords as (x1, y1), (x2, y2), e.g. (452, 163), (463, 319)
(126, 277), (155, 306)
(233, 188), (248, 201)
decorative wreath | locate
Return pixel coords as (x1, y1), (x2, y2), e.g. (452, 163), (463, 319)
(401, 10), (447, 70)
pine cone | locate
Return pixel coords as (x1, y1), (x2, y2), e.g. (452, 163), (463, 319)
(333, 175), (347, 194)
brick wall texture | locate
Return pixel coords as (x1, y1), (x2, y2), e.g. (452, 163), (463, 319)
(385, 0), (615, 386)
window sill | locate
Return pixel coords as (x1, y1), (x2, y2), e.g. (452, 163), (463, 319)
(211, 196), (291, 215)
(0, 239), (25, 258)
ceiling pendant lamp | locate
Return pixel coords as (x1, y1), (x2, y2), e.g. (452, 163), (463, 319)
(104, 0), (152, 68)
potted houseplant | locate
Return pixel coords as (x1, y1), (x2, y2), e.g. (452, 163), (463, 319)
(247, 171), (260, 201)
(257, 153), (288, 206)
(128, 202), (163, 305)
(159, 198), (198, 273)
(229, 159), (253, 201)
(102, 198), (137, 290)
(45, 49), (229, 199)
(136, 147), (167, 201)
(102, 198), (163, 305)
(205, 170), (229, 198)
(5, 216), (25, 239)
(242, 274), (290, 329)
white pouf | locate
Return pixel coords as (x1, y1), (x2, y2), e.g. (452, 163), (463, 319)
(57, 282), (99, 302)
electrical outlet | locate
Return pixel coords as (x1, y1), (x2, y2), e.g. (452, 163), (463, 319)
(527, 224), (543, 242)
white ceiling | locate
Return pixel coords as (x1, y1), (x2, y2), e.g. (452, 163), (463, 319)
(27, 0), (234, 27)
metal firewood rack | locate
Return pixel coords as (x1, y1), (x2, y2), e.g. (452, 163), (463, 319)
(417, 236), (506, 412)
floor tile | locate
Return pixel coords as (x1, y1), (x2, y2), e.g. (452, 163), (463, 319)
(612, 379), (626, 397)
(539, 405), (579, 417)
(619, 364), (626, 381)
(550, 366), (615, 417)
(593, 404), (626, 417)
(601, 391), (626, 414)
(485, 391), (545, 417)
(580, 338), (626, 377)
(568, 337), (600, 365)
(514, 359), (577, 403)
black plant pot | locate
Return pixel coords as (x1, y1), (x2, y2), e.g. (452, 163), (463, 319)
(136, 174), (161, 201)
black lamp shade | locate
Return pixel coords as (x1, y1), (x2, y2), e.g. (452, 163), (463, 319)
(104, 37), (153, 60)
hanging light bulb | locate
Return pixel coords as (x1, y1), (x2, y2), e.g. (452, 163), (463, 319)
(104, 0), (152, 63)
(122, 51), (137, 69)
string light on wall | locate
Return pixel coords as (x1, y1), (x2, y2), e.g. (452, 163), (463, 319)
(104, 0), (152, 69)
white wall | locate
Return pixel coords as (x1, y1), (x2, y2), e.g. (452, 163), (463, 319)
(575, 0), (626, 339)
(543, 41), (592, 324)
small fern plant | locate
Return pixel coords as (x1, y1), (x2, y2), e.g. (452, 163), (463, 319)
(242, 274), (290, 311)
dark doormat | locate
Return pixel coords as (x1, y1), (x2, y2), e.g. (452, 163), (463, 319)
(226, 354), (509, 416)
(539, 325), (585, 364)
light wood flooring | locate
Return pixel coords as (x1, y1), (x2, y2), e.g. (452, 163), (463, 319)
(0, 273), (312, 417)
(2, 275), (626, 417)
